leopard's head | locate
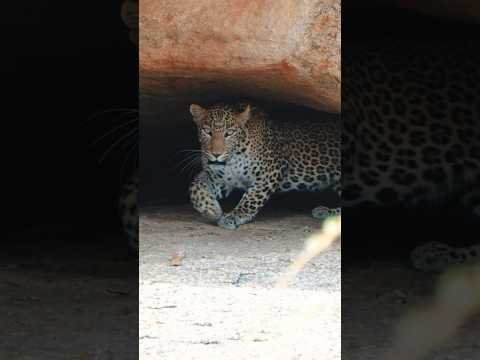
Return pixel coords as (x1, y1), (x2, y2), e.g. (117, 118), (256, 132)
(189, 104), (251, 167)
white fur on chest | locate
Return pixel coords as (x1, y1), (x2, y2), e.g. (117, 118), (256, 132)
(209, 155), (253, 191)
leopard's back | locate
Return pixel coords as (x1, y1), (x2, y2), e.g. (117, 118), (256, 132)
(276, 119), (341, 193)
(343, 41), (480, 271)
(343, 41), (480, 209)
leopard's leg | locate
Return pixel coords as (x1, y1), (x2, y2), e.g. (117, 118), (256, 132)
(411, 241), (480, 272)
(312, 180), (342, 220)
(217, 178), (279, 229)
(189, 171), (225, 221)
(312, 206), (341, 220)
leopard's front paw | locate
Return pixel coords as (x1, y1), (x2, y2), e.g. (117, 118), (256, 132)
(217, 213), (239, 229)
(312, 206), (341, 220)
(217, 212), (254, 229)
(191, 195), (223, 221)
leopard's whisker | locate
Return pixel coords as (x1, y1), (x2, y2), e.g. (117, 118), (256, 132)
(91, 117), (138, 146)
(99, 127), (139, 164)
(177, 150), (207, 165)
(179, 157), (199, 174)
(176, 153), (201, 167)
(188, 160), (202, 179)
(179, 155), (202, 175)
(176, 149), (203, 154)
(173, 149), (204, 160)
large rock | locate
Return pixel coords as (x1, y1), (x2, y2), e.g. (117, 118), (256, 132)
(139, 0), (340, 113)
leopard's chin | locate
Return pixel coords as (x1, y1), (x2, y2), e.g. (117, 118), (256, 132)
(208, 160), (226, 166)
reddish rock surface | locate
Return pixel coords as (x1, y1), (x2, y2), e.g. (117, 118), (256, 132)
(126, 0), (478, 114)
(139, 0), (340, 113)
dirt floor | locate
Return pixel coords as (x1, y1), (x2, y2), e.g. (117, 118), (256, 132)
(140, 205), (341, 360)
(141, 205), (479, 360)
(342, 263), (480, 360)
(4, 208), (477, 360)
(1, 228), (138, 360)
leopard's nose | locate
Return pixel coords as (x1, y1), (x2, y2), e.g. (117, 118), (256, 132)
(211, 152), (223, 158)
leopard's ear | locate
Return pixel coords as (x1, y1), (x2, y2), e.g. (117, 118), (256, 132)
(189, 104), (206, 125)
(236, 105), (251, 126)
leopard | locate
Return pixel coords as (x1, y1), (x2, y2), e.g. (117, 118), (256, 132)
(188, 102), (341, 230)
(342, 41), (480, 272)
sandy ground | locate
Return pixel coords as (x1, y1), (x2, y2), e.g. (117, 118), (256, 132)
(342, 263), (480, 360)
(140, 205), (341, 360)
(141, 204), (480, 360)
(5, 207), (476, 360)
(1, 230), (138, 360)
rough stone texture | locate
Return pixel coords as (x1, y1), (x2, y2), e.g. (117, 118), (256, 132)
(139, 0), (340, 113)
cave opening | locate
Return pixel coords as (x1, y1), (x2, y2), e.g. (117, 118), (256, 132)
(140, 97), (340, 220)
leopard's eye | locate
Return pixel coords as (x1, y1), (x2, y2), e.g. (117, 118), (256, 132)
(225, 129), (235, 137)
(203, 128), (212, 136)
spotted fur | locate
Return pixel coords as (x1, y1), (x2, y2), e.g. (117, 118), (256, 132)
(188, 102), (341, 229)
(343, 42), (480, 271)
(410, 241), (480, 272)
